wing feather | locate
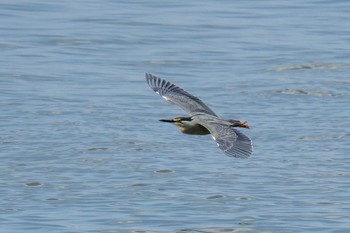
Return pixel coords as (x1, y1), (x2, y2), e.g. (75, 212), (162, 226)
(200, 120), (252, 158)
(145, 73), (217, 116)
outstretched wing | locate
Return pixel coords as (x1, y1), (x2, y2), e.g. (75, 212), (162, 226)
(202, 121), (253, 158)
(145, 73), (217, 116)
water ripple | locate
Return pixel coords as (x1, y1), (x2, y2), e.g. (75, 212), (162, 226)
(271, 63), (350, 71)
(272, 89), (338, 97)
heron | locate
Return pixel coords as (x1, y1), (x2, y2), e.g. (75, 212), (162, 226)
(145, 73), (253, 158)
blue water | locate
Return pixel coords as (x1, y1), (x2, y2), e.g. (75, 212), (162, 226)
(1, 1), (350, 232)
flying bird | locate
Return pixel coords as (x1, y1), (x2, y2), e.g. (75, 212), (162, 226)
(145, 73), (252, 158)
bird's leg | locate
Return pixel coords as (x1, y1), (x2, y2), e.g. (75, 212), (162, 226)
(239, 121), (250, 128)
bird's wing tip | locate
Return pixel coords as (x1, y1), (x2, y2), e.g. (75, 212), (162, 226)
(145, 73), (152, 80)
(212, 129), (253, 159)
(224, 149), (252, 159)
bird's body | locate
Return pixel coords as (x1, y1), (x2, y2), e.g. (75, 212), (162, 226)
(146, 73), (253, 158)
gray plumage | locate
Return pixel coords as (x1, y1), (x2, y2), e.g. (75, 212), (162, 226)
(146, 73), (253, 158)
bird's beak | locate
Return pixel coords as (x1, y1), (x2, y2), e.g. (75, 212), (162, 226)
(239, 121), (250, 128)
(159, 119), (175, 123)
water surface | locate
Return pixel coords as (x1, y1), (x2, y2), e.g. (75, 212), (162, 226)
(1, 1), (350, 232)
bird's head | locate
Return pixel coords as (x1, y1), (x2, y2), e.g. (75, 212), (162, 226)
(159, 117), (192, 126)
(159, 116), (208, 135)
